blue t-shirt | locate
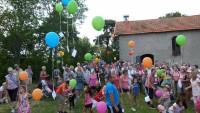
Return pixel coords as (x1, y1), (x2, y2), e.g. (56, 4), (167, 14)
(133, 83), (139, 95)
(105, 82), (120, 107)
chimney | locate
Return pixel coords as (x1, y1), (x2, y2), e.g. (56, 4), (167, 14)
(123, 15), (129, 21)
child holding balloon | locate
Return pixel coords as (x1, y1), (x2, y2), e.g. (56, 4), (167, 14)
(18, 85), (30, 113)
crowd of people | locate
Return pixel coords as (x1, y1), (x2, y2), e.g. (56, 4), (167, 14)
(0, 60), (200, 113)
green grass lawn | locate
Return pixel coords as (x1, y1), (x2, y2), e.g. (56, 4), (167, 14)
(0, 94), (195, 113)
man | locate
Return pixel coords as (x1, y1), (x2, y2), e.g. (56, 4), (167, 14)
(105, 73), (122, 113)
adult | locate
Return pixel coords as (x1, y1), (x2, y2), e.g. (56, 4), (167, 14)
(26, 65), (33, 84)
(5, 67), (19, 113)
(185, 71), (200, 113)
(105, 73), (122, 113)
(13, 64), (22, 78)
(40, 66), (48, 80)
(145, 68), (156, 109)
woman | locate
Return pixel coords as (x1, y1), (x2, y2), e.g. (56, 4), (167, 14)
(185, 71), (200, 113)
(145, 68), (156, 109)
(40, 66), (48, 80)
(172, 65), (180, 96)
(120, 69), (135, 112)
(5, 67), (19, 113)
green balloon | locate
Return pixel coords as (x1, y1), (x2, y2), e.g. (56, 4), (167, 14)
(67, 0), (78, 14)
(156, 69), (163, 77)
(69, 79), (77, 89)
(55, 3), (63, 13)
(176, 35), (187, 46)
(84, 53), (93, 61)
(92, 16), (105, 31)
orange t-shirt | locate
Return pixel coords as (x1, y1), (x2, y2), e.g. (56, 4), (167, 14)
(56, 83), (69, 96)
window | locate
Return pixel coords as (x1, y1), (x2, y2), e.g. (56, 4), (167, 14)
(172, 36), (181, 56)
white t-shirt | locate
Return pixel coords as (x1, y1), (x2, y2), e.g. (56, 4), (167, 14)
(190, 78), (200, 97)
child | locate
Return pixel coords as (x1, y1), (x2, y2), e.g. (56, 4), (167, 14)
(168, 99), (187, 113)
(132, 76), (139, 106)
(56, 80), (71, 113)
(94, 85), (105, 102)
(18, 85), (31, 113)
(157, 104), (167, 113)
(159, 85), (171, 110)
(0, 82), (8, 104)
(83, 86), (93, 113)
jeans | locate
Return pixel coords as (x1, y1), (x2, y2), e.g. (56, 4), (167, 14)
(107, 104), (122, 113)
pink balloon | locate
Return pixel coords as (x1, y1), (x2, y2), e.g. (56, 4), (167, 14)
(195, 100), (200, 112)
(155, 89), (162, 97)
(97, 101), (107, 113)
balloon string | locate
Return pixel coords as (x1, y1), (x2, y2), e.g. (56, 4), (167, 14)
(66, 14), (69, 50)
(72, 16), (75, 48)
(60, 13), (62, 32)
(52, 48), (55, 91)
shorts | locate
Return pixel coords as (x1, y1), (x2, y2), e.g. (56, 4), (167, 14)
(85, 103), (93, 109)
(57, 94), (65, 104)
(7, 88), (18, 102)
(122, 88), (129, 93)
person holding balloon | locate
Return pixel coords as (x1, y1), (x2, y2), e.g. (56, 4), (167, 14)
(158, 85), (171, 110)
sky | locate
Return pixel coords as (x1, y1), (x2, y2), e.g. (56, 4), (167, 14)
(78, 0), (200, 43)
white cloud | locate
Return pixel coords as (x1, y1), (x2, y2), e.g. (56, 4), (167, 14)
(78, 0), (200, 43)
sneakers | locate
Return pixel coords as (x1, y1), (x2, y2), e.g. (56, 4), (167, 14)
(131, 107), (136, 112)
(122, 108), (125, 113)
(11, 108), (15, 113)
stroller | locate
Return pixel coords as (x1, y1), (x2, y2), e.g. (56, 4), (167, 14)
(40, 80), (52, 98)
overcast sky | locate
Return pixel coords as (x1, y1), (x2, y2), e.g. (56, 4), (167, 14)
(78, 0), (200, 43)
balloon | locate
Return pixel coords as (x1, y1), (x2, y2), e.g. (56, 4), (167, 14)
(128, 40), (136, 48)
(69, 79), (77, 89)
(58, 51), (64, 57)
(55, 3), (63, 13)
(97, 101), (107, 113)
(45, 32), (60, 48)
(155, 89), (162, 97)
(62, 0), (70, 6)
(92, 16), (105, 31)
(128, 50), (135, 56)
(142, 57), (153, 68)
(84, 53), (93, 61)
(32, 88), (43, 101)
(95, 57), (100, 63)
(176, 35), (187, 46)
(195, 100), (200, 112)
(156, 69), (163, 77)
(19, 71), (28, 81)
(67, 0), (78, 14)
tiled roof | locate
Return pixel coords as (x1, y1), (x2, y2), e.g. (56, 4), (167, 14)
(114, 15), (200, 35)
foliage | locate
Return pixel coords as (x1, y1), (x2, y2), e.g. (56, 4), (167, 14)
(0, 0), (87, 83)
(159, 11), (186, 19)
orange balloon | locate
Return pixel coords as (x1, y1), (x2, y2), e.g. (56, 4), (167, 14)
(32, 88), (43, 101)
(142, 57), (153, 68)
(128, 50), (135, 56)
(19, 71), (28, 81)
(128, 40), (136, 48)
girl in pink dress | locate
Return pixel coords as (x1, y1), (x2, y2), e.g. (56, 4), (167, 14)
(88, 71), (98, 90)
(83, 86), (93, 113)
(18, 85), (30, 113)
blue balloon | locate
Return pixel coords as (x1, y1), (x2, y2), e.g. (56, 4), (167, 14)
(62, 0), (70, 6)
(45, 32), (60, 48)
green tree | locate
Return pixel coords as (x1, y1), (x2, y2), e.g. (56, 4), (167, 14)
(159, 12), (186, 19)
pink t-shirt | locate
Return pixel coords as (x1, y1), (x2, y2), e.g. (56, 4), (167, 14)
(120, 75), (129, 89)
(114, 75), (120, 89)
(89, 74), (97, 87)
(84, 93), (93, 105)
